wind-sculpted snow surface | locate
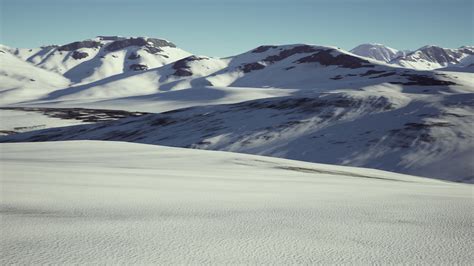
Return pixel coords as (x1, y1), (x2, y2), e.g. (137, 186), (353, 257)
(3, 87), (473, 182)
(1, 141), (472, 264)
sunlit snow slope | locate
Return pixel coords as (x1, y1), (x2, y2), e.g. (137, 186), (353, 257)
(1, 141), (471, 264)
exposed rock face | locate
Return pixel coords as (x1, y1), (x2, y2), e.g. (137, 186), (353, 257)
(458, 46), (474, 55)
(97, 36), (125, 41)
(106, 37), (176, 53)
(241, 62), (266, 73)
(40, 45), (59, 49)
(263, 45), (319, 63)
(71, 51), (89, 60)
(129, 64), (148, 71)
(252, 45), (278, 53)
(295, 49), (374, 68)
(390, 45), (474, 68)
(58, 41), (102, 51)
(359, 70), (386, 77)
(390, 74), (457, 86)
(241, 45), (375, 73)
(172, 56), (207, 76)
(147, 38), (176, 48)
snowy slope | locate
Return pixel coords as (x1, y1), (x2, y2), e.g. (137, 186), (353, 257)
(350, 43), (407, 62)
(5, 36), (192, 84)
(0, 47), (71, 105)
(1, 141), (471, 264)
(3, 81), (473, 182)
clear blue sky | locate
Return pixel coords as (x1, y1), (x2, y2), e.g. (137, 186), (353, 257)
(0, 0), (472, 56)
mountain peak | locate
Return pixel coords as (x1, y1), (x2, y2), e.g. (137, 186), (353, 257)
(350, 43), (401, 63)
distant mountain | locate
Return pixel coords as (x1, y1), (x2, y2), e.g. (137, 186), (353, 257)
(351, 44), (474, 71)
(3, 36), (191, 84)
(1, 43), (459, 110)
(350, 43), (408, 63)
(389, 45), (474, 70)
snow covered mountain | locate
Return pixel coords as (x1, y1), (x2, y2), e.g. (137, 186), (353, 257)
(390, 45), (474, 70)
(3, 36), (191, 84)
(0, 46), (71, 104)
(0, 43), (460, 110)
(350, 43), (407, 63)
(351, 44), (474, 71)
(1, 37), (473, 182)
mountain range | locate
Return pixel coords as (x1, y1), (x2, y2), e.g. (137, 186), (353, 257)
(1, 36), (473, 182)
(350, 43), (474, 71)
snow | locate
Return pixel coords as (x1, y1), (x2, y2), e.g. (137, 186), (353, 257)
(350, 43), (405, 62)
(0, 141), (472, 264)
(0, 109), (88, 135)
(390, 46), (474, 70)
(0, 49), (70, 105)
(4, 82), (472, 182)
(1, 38), (473, 181)
(7, 37), (192, 84)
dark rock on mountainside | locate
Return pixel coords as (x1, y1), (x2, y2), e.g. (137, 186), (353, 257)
(359, 70), (386, 76)
(106, 37), (176, 52)
(296, 50), (374, 68)
(58, 41), (102, 51)
(147, 38), (176, 48)
(97, 36), (125, 41)
(241, 62), (266, 73)
(129, 64), (148, 71)
(72, 51), (89, 60)
(0, 107), (148, 125)
(172, 56), (208, 76)
(252, 45), (278, 53)
(264, 45), (319, 63)
(390, 74), (457, 86)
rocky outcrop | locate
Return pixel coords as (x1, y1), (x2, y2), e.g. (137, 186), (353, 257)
(58, 41), (102, 51)
(106, 37), (176, 53)
(252, 45), (278, 53)
(72, 51), (89, 60)
(295, 49), (374, 68)
(129, 64), (148, 71)
(241, 62), (266, 73)
(172, 56), (207, 76)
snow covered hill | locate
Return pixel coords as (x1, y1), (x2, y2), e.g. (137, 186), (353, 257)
(1, 141), (471, 264)
(3, 81), (473, 182)
(390, 45), (474, 70)
(351, 44), (474, 71)
(350, 43), (407, 63)
(0, 47), (71, 104)
(3, 36), (191, 84)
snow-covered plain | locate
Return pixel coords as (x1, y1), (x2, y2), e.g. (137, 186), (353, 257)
(0, 141), (472, 264)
